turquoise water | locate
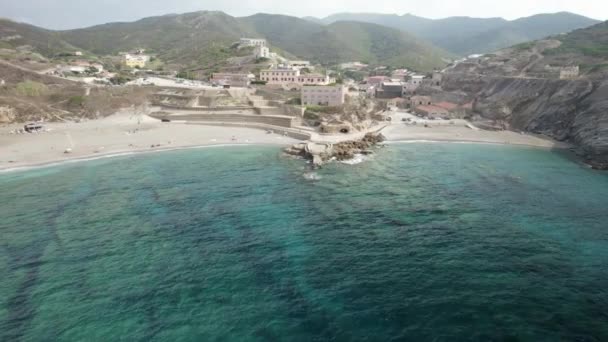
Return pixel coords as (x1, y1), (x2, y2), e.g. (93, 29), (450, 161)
(1, 144), (608, 341)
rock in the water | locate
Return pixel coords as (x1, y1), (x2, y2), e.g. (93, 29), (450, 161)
(285, 133), (385, 167)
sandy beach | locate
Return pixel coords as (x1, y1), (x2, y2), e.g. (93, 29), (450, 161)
(0, 112), (299, 171)
(380, 111), (569, 148)
(0, 110), (571, 172)
(381, 124), (567, 148)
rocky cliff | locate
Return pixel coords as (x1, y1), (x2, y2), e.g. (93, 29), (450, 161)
(443, 73), (608, 169)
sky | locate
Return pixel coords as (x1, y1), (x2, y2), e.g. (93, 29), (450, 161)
(0, 0), (606, 30)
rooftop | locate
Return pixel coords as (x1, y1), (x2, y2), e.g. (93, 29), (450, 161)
(434, 101), (459, 110)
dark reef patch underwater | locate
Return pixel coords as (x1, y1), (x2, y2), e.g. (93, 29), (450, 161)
(1, 143), (608, 341)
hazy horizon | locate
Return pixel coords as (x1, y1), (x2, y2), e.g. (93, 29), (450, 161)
(0, 0), (606, 30)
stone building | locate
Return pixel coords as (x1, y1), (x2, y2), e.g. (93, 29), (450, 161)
(560, 66), (579, 79)
(301, 85), (346, 106)
(376, 82), (404, 99)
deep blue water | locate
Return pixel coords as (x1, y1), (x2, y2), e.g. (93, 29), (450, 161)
(1, 144), (608, 341)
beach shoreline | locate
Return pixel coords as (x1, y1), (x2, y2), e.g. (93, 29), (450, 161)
(1, 112), (571, 173)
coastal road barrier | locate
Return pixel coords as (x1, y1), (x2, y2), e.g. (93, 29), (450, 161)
(153, 113), (296, 128)
(185, 122), (312, 141)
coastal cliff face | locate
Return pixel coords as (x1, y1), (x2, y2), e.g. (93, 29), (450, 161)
(443, 74), (608, 169)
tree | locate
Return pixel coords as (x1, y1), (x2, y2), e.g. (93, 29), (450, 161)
(176, 71), (194, 80)
(109, 75), (132, 85)
(86, 66), (99, 74)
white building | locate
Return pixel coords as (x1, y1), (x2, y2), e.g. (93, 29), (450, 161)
(260, 68), (334, 87)
(560, 66), (579, 79)
(302, 85), (346, 106)
(124, 54), (150, 68)
(288, 60), (311, 70)
(340, 61), (368, 70)
(254, 46), (270, 59)
(240, 38), (267, 48)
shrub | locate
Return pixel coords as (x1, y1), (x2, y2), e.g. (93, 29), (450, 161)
(176, 71), (195, 80)
(14, 81), (48, 97)
(68, 95), (85, 108)
(286, 97), (302, 105)
(109, 75), (132, 85)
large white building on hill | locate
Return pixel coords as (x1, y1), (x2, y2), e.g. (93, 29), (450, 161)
(255, 46), (270, 59)
(260, 68), (334, 87)
(240, 38), (267, 48)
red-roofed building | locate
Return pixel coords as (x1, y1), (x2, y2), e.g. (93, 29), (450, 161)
(435, 102), (459, 111)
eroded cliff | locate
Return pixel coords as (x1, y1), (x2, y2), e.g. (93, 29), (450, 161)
(443, 73), (608, 169)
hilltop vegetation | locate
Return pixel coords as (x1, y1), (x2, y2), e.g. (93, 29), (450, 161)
(241, 14), (449, 70)
(0, 19), (79, 55)
(546, 21), (608, 57)
(0, 11), (450, 72)
(315, 12), (600, 55)
(447, 21), (608, 80)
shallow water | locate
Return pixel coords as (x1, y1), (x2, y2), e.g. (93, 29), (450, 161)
(1, 144), (607, 341)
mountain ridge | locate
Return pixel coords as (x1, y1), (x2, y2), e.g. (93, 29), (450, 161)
(311, 11), (601, 55)
(0, 11), (451, 71)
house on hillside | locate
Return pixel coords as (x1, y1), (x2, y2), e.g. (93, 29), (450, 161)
(255, 46), (270, 59)
(240, 38), (267, 48)
(260, 68), (334, 88)
(376, 82), (404, 99)
(409, 95), (433, 108)
(124, 54), (150, 68)
(301, 85), (346, 106)
(560, 66), (579, 79)
(402, 75), (426, 94)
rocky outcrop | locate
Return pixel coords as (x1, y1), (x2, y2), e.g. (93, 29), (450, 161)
(285, 133), (386, 168)
(443, 73), (608, 169)
(330, 133), (386, 162)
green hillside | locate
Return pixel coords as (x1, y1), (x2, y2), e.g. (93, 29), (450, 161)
(0, 19), (78, 55)
(58, 11), (256, 65)
(317, 12), (600, 55)
(1, 11), (451, 71)
(546, 21), (608, 57)
(241, 14), (450, 70)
